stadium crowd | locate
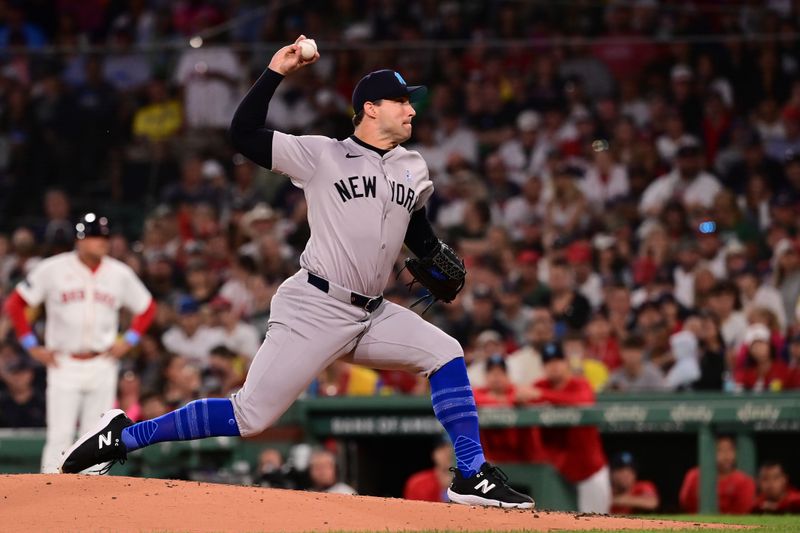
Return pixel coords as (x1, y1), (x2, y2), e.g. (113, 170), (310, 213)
(0, 0), (800, 513)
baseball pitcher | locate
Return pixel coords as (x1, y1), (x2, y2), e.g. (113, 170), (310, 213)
(3, 214), (155, 473)
(57, 37), (533, 508)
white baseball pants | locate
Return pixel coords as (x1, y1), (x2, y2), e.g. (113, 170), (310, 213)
(40, 354), (119, 473)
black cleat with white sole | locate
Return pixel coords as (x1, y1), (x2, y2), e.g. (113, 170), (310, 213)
(58, 409), (132, 474)
(447, 462), (535, 509)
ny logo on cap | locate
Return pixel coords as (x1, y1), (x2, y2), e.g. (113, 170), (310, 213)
(394, 72), (407, 86)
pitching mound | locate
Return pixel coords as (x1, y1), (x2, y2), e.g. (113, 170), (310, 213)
(0, 474), (739, 532)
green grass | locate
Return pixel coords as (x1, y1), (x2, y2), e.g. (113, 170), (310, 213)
(571, 514), (800, 533)
(647, 514), (798, 530)
(312, 514), (799, 533)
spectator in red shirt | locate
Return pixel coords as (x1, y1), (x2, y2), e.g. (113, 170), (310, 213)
(516, 341), (610, 513)
(734, 324), (791, 391)
(584, 311), (622, 370)
(609, 451), (660, 514)
(753, 461), (800, 513)
(474, 355), (516, 406)
(679, 435), (756, 514)
(403, 439), (454, 503)
(473, 355), (529, 462)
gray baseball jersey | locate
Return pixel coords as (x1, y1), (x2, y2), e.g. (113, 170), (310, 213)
(272, 132), (433, 296)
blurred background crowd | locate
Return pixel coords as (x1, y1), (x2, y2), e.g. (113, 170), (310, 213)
(0, 0), (800, 513)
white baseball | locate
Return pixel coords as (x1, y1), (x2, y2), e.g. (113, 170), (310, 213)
(298, 38), (317, 60)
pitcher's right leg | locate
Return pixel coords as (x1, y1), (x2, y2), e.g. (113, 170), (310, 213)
(230, 273), (368, 436)
(231, 320), (348, 436)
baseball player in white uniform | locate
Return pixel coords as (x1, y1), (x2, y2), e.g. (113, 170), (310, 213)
(58, 37), (533, 509)
(3, 213), (155, 473)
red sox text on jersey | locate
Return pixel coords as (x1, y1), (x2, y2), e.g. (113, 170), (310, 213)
(59, 288), (117, 306)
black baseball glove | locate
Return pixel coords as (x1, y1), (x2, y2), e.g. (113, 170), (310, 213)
(400, 240), (466, 313)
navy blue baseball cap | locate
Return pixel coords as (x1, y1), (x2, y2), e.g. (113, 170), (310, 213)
(352, 69), (427, 113)
(540, 341), (565, 363)
(610, 451), (637, 470)
(176, 295), (200, 315)
(486, 354), (507, 372)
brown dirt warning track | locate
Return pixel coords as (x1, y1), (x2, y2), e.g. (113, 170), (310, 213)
(0, 474), (740, 532)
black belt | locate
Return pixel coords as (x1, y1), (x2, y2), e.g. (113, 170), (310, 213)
(307, 272), (383, 312)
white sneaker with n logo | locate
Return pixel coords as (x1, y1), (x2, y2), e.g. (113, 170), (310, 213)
(58, 409), (132, 474)
(98, 431), (112, 449)
(474, 479), (497, 494)
(447, 463), (535, 509)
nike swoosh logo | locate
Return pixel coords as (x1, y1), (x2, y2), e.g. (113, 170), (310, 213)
(345, 153), (363, 158)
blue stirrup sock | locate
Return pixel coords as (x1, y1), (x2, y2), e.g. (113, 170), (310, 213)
(429, 357), (486, 478)
(121, 398), (240, 452)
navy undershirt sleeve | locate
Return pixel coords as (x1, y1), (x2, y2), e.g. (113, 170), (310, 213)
(404, 207), (439, 258)
(229, 68), (284, 169)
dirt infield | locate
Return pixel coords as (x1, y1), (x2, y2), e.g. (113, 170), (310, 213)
(0, 474), (739, 532)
